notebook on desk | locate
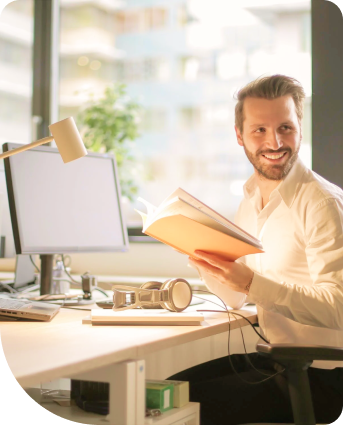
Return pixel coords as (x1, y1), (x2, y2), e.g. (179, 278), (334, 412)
(0, 295), (60, 322)
(89, 309), (204, 326)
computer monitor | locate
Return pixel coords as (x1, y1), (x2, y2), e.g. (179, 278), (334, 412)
(13, 254), (36, 289)
(0, 163), (37, 290)
(3, 143), (129, 294)
(0, 161), (16, 258)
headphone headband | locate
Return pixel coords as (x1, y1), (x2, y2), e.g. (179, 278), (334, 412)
(112, 279), (192, 312)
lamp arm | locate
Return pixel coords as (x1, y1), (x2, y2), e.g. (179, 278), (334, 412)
(0, 136), (54, 160)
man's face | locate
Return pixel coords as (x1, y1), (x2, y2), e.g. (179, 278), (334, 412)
(235, 95), (302, 181)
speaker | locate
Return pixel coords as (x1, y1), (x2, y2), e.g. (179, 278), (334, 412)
(112, 278), (192, 312)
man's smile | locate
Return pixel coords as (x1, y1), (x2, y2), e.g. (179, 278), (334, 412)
(261, 151), (288, 163)
(243, 141), (298, 181)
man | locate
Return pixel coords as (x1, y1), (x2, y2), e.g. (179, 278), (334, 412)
(170, 75), (343, 424)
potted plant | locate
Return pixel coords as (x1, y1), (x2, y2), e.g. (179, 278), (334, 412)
(77, 83), (141, 201)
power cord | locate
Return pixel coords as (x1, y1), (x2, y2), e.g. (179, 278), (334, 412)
(60, 255), (81, 285)
(93, 287), (109, 298)
(59, 254), (109, 300)
(192, 289), (285, 385)
(29, 255), (40, 273)
(0, 282), (17, 293)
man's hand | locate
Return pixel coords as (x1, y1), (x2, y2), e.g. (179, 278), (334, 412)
(189, 250), (254, 294)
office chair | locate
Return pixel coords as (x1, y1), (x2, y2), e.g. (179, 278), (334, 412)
(255, 342), (343, 425)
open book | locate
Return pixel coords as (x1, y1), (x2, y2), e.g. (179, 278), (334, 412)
(136, 188), (263, 261)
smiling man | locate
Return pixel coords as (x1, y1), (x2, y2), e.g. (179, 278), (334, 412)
(169, 75), (343, 425)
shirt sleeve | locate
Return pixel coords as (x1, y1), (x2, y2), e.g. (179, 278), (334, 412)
(187, 260), (247, 310)
(248, 197), (343, 330)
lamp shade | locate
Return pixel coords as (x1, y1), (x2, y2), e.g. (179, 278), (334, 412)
(49, 117), (87, 163)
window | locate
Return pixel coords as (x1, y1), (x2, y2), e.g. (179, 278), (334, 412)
(57, 0), (311, 227)
(0, 0), (315, 277)
(0, 0), (33, 145)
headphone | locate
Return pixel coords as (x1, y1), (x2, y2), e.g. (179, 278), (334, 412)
(112, 278), (192, 312)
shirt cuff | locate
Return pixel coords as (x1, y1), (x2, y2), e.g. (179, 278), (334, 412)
(248, 272), (284, 310)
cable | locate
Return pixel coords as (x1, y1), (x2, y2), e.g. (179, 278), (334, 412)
(29, 255), (40, 273)
(61, 306), (92, 311)
(193, 293), (277, 377)
(60, 255), (110, 300)
(0, 282), (17, 293)
(196, 308), (268, 344)
(202, 290), (286, 383)
(92, 287), (109, 298)
(59, 255), (109, 302)
(60, 254), (81, 285)
(192, 290), (285, 385)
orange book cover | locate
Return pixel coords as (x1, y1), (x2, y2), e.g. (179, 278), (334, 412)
(145, 215), (262, 261)
(137, 189), (263, 261)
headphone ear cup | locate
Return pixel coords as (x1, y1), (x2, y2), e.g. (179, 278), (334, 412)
(160, 278), (192, 312)
(140, 281), (163, 309)
(160, 278), (174, 291)
(159, 279), (173, 311)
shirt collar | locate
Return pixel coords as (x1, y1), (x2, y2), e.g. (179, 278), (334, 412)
(243, 157), (307, 208)
(243, 173), (258, 200)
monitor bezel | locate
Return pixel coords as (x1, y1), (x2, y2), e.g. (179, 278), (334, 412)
(3, 143), (129, 255)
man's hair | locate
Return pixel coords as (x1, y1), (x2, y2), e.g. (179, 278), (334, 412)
(234, 75), (306, 133)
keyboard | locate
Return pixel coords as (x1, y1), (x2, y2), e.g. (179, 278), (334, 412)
(0, 299), (31, 310)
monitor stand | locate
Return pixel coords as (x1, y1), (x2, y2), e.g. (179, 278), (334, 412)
(39, 254), (101, 305)
(40, 254), (54, 295)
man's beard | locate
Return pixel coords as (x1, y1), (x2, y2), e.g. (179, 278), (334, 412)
(243, 141), (300, 181)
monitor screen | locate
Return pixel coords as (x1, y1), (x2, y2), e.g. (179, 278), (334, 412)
(4, 144), (128, 255)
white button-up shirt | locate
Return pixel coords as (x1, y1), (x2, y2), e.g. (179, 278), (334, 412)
(201, 158), (343, 369)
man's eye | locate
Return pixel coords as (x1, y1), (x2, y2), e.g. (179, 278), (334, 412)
(280, 125), (291, 131)
(255, 128), (265, 133)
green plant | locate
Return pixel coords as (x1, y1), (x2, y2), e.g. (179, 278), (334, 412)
(77, 83), (141, 201)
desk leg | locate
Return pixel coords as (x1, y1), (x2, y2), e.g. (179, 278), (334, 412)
(108, 359), (145, 425)
(70, 359), (145, 425)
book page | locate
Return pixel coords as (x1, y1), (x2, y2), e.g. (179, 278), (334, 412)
(135, 209), (148, 228)
(136, 188), (261, 248)
(159, 188), (190, 208)
(148, 195), (179, 224)
(164, 188), (261, 246)
(137, 197), (157, 217)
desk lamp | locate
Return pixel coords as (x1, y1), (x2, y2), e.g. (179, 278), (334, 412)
(1, 117), (87, 294)
(0, 117), (87, 162)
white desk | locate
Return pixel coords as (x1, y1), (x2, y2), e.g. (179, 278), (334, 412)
(0, 299), (258, 424)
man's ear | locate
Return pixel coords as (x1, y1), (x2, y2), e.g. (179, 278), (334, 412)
(235, 126), (244, 147)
